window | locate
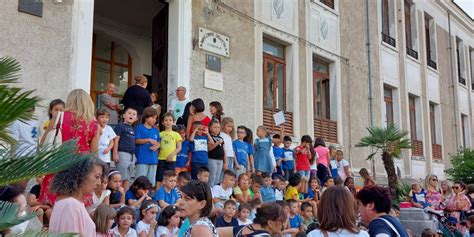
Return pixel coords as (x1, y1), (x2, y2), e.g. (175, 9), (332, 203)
(91, 34), (132, 102)
(384, 87), (394, 126)
(425, 14), (437, 69)
(470, 48), (474, 90)
(409, 95), (417, 140)
(263, 41), (286, 111)
(456, 38), (466, 85)
(381, 0), (396, 47)
(461, 114), (468, 148)
(405, 0), (418, 59)
(313, 59), (337, 143)
(319, 0), (334, 9)
(429, 103), (436, 144)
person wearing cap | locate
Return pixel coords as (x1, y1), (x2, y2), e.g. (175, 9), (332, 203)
(441, 216), (463, 237)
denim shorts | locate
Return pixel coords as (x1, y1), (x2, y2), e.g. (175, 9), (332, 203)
(298, 170), (310, 180)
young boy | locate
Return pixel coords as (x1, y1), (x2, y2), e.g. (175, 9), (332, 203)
(157, 112), (182, 188)
(197, 166), (210, 184)
(410, 181), (429, 208)
(282, 136), (296, 181)
(154, 170), (180, 208)
(260, 172), (276, 202)
(96, 108), (117, 165)
(233, 126), (253, 177)
(273, 174), (287, 201)
(212, 170), (236, 209)
(322, 176), (334, 193)
(249, 198), (262, 221)
(175, 171), (191, 198)
(299, 202), (314, 232)
(285, 173), (302, 201)
(249, 175), (263, 202)
(288, 199), (302, 230)
(113, 107), (138, 190)
(215, 200), (239, 227)
(174, 124), (191, 174)
(189, 121), (214, 179)
(135, 107), (160, 187)
(9, 107), (39, 157)
(237, 203), (253, 225)
(272, 134), (285, 176)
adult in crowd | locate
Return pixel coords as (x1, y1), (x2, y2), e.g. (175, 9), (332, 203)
(441, 180), (454, 200)
(186, 98), (211, 136)
(209, 101), (224, 122)
(308, 186), (369, 237)
(150, 91), (162, 122)
(49, 158), (105, 236)
(217, 202), (287, 236)
(40, 89), (100, 205)
(169, 86), (189, 122)
(179, 180), (217, 237)
(445, 181), (471, 222)
(356, 185), (409, 237)
(425, 174), (444, 210)
(0, 185), (33, 235)
(121, 75), (152, 117)
(98, 83), (120, 125)
(467, 184), (474, 216)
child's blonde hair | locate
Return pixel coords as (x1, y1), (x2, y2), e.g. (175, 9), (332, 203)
(93, 203), (116, 234)
(221, 117), (235, 139)
(66, 89), (95, 122)
(256, 125), (269, 138)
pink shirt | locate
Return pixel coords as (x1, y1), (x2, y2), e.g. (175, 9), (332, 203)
(50, 197), (96, 237)
(315, 146), (330, 167)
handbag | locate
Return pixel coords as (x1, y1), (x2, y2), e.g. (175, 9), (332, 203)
(44, 111), (64, 147)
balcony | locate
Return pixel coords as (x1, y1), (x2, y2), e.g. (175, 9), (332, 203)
(382, 32), (396, 48)
(406, 47), (418, 59)
(459, 76), (466, 85)
(432, 144), (442, 160)
(412, 140), (424, 157)
(471, 82), (474, 90)
(263, 108), (293, 136)
(314, 118), (337, 144)
(427, 58), (437, 70)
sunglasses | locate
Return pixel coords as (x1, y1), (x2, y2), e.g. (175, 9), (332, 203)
(448, 223), (457, 227)
(431, 179), (438, 181)
(453, 186), (461, 190)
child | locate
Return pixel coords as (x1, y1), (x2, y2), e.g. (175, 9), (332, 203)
(272, 132), (285, 176)
(249, 198), (262, 221)
(136, 200), (159, 237)
(344, 176), (357, 197)
(295, 135), (314, 191)
(299, 202), (314, 232)
(243, 127), (256, 174)
(233, 125), (253, 177)
(175, 171), (191, 198)
(9, 107), (39, 157)
(27, 176), (52, 225)
(215, 200), (239, 227)
(359, 168), (375, 187)
(197, 166), (210, 184)
(39, 99), (65, 147)
(285, 173), (302, 201)
(113, 107), (138, 190)
(233, 173), (251, 204)
(155, 170), (180, 208)
(212, 170), (236, 210)
(329, 146), (339, 178)
(107, 169), (125, 209)
(220, 117), (237, 177)
(237, 203), (253, 225)
(249, 175), (263, 201)
(273, 174), (287, 201)
(125, 176), (152, 208)
(305, 176), (320, 217)
(157, 112), (182, 188)
(88, 176), (111, 214)
(288, 199), (302, 230)
(335, 150), (350, 181)
(207, 119), (226, 187)
(260, 172), (276, 202)
(156, 205), (181, 237)
(93, 203), (116, 237)
(282, 136), (296, 180)
(254, 126), (275, 175)
(174, 125), (191, 174)
(135, 107), (160, 187)
(96, 108), (117, 165)
(322, 176), (334, 193)
(112, 206), (138, 237)
(410, 181), (429, 208)
(189, 121), (214, 179)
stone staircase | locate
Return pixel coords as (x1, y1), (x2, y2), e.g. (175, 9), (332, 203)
(399, 208), (440, 235)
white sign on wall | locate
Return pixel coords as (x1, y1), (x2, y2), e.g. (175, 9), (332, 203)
(204, 69), (223, 91)
(199, 28), (230, 57)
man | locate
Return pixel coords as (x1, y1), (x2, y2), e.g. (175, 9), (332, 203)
(169, 86), (189, 121)
(356, 185), (409, 237)
(99, 83), (119, 124)
(442, 217), (463, 237)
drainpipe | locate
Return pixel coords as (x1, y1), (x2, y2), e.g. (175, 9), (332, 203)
(447, 12), (460, 149)
(365, 0), (376, 180)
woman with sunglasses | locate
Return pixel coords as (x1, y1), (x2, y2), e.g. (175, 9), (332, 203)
(425, 174), (444, 210)
(445, 181), (472, 222)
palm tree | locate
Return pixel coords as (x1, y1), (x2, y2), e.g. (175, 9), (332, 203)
(0, 57), (91, 233)
(356, 124), (411, 197)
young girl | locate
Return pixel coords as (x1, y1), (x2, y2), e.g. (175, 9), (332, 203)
(344, 176), (357, 197)
(220, 117), (236, 175)
(233, 126), (253, 177)
(107, 169), (125, 209)
(112, 206), (138, 237)
(295, 135), (313, 193)
(207, 119), (226, 187)
(314, 137), (331, 185)
(88, 176), (111, 214)
(237, 203), (253, 225)
(125, 176), (152, 208)
(254, 126), (275, 175)
(233, 173), (251, 204)
(39, 99), (65, 146)
(244, 127), (255, 174)
(306, 177), (321, 217)
(137, 200), (159, 237)
(359, 168), (375, 187)
(174, 124), (191, 174)
(135, 107), (160, 187)
(93, 203), (116, 237)
(156, 205), (181, 237)
(209, 101), (224, 122)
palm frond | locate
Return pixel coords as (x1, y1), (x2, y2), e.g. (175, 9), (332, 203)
(0, 201), (37, 231)
(22, 229), (78, 237)
(356, 124), (411, 155)
(0, 57), (21, 84)
(0, 140), (93, 186)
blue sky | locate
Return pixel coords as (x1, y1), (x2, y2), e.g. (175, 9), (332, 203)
(454, 0), (474, 19)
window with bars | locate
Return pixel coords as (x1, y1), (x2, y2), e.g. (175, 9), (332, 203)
(319, 0), (334, 9)
(425, 14), (437, 69)
(313, 59), (337, 143)
(409, 95), (417, 140)
(384, 87), (394, 126)
(429, 103), (436, 144)
(456, 38), (466, 85)
(381, 0), (396, 47)
(404, 0), (418, 59)
(461, 114), (468, 148)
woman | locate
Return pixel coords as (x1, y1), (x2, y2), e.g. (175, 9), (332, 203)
(441, 180), (453, 200)
(425, 174), (444, 210)
(40, 89), (100, 205)
(467, 184), (474, 216)
(445, 181), (471, 222)
(209, 101), (224, 122)
(49, 158), (105, 236)
(217, 202), (287, 236)
(314, 137), (331, 184)
(186, 98), (211, 137)
(180, 180), (217, 237)
(150, 91), (162, 121)
(308, 186), (369, 236)
(121, 75), (152, 117)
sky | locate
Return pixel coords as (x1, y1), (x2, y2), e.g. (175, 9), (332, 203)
(454, 0), (474, 19)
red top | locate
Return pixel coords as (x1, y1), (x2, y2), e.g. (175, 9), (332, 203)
(189, 116), (211, 134)
(295, 145), (311, 171)
(40, 111), (98, 206)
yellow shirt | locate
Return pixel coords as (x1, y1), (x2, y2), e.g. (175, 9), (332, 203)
(158, 130), (182, 161)
(285, 186), (300, 201)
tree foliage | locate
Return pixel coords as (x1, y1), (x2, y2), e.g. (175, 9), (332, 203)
(445, 148), (474, 184)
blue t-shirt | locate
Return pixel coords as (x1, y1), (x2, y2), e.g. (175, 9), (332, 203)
(114, 122), (135, 153)
(155, 186), (180, 207)
(192, 135), (208, 164)
(412, 189), (429, 208)
(282, 148), (295, 170)
(135, 124), (160, 164)
(368, 215), (410, 237)
(215, 216), (239, 227)
(260, 186), (276, 202)
(176, 140), (191, 168)
(233, 140), (250, 167)
(125, 190), (139, 205)
(289, 214), (302, 228)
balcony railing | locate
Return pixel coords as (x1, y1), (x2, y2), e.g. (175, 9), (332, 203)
(412, 140), (424, 156)
(263, 108), (293, 136)
(427, 59), (437, 69)
(459, 76), (466, 85)
(432, 144), (442, 160)
(314, 118), (337, 144)
(406, 47), (418, 59)
(472, 82), (474, 90)
(382, 32), (396, 48)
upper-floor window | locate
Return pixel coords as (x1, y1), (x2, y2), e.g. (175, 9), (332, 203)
(429, 103), (437, 144)
(263, 40), (286, 111)
(319, 0), (334, 9)
(470, 48), (474, 90)
(384, 86), (394, 126)
(381, 0), (396, 47)
(461, 114), (469, 148)
(425, 13), (437, 69)
(404, 0), (418, 59)
(313, 60), (330, 120)
(456, 38), (466, 85)
(409, 95), (417, 140)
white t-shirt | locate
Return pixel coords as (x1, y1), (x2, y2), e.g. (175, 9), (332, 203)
(238, 218), (252, 226)
(155, 226), (178, 237)
(336, 159), (349, 180)
(9, 120), (39, 156)
(310, 151), (319, 170)
(170, 98), (189, 119)
(98, 125), (117, 163)
(275, 189), (284, 201)
(112, 226), (138, 237)
(136, 221), (151, 236)
(211, 185), (233, 201)
(220, 132), (234, 158)
(308, 229), (369, 237)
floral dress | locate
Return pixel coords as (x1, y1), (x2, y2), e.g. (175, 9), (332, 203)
(183, 217), (218, 237)
(446, 194), (472, 221)
(254, 137), (273, 173)
(426, 190), (444, 210)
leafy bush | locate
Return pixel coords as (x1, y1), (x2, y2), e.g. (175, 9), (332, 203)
(445, 148), (474, 184)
